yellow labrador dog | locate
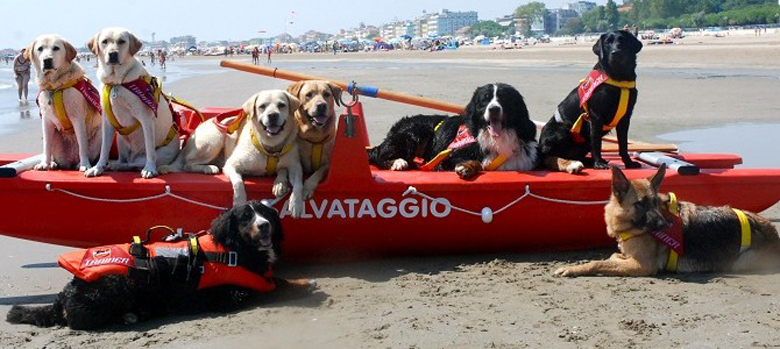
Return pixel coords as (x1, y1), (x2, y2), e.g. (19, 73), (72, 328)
(221, 90), (304, 217)
(28, 35), (102, 171)
(85, 28), (178, 179)
(286, 80), (341, 200)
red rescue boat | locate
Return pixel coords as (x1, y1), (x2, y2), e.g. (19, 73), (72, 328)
(1, 102), (779, 262)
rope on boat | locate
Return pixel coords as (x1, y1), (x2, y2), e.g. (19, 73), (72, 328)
(43, 183), (283, 211)
(402, 185), (610, 223)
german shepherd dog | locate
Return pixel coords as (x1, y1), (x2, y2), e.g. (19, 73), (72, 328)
(555, 164), (780, 277)
(540, 30), (643, 170)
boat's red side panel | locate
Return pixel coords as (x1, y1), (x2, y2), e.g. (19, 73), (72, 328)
(0, 103), (778, 261)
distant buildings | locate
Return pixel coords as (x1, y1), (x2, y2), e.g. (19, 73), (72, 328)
(548, 8), (579, 32)
(427, 9), (478, 36)
(338, 8), (478, 40)
(169, 35), (196, 49)
(568, 1), (597, 16)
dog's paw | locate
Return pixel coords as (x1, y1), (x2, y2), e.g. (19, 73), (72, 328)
(565, 161), (585, 174)
(272, 181), (291, 198)
(302, 179), (319, 200)
(34, 162), (52, 171)
(390, 158), (409, 171)
(203, 165), (220, 175)
(553, 267), (578, 277)
(593, 159), (610, 170)
(624, 160), (642, 169)
(455, 161), (481, 179)
(288, 194), (304, 218)
(307, 279), (318, 291)
(141, 164), (158, 179)
(84, 165), (105, 177)
(78, 163), (91, 172)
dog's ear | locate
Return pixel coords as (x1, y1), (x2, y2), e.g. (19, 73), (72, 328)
(647, 163), (666, 192)
(24, 40), (35, 61)
(283, 91), (300, 112)
(611, 166), (632, 202)
(63, 40), (77, 62)
(86, 32), (100, 56)
(286, 81), (305, 99)
(592, 33), (607, 60)
(210, 207), (239, 247)
(127, 32), (142, 56)
(463, 85), (483, 118)
(329, 82), (343, 107)
(242, 94), (259, 118)
(629, 33), (643, 54)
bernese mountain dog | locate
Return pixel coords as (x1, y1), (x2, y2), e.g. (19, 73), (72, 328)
(368, 83), (582, 179)
(6, 201), (316, 330)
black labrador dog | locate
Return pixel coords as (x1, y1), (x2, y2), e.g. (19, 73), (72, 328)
(540, 30), (643, 170)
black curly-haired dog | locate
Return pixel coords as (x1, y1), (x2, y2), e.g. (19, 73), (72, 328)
(540, 30), (643, 170)
(368, 83), (583, 179)
(6, 201), (315, 330)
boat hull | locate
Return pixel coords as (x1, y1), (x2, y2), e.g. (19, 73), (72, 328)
(1, 104), (778, 261)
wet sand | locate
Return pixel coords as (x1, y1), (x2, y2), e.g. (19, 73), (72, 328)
(1, 33), (779, 348)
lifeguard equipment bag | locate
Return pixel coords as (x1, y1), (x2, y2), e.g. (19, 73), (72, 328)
(57, 226), (275, 292)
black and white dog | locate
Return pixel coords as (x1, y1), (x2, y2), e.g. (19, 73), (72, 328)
(368, 83), (582, 179)
(539, 30), (643, 170)
(7, 201), (315, 330)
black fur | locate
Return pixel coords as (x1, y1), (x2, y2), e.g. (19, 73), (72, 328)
(540, 30), (643, 169)
(368, 83), (538, 172)
(7, 201), (287, 330)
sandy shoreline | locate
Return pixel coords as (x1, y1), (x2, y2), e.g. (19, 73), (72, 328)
(0, 33), (779, 348)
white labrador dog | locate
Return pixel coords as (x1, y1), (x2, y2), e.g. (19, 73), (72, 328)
(222, 91), (304, 217)
(28, 35), (101, 171)
(85, 28), (178, 179)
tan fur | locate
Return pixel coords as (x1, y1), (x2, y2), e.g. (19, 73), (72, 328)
(555, 165), (780, 277)
(84, 28), (178, 179)
(286, 80), (342, 199)
(220, 90), (305, 217)
(29, 35), (102, 172)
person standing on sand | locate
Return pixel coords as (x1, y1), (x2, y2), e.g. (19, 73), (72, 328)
(150, 51), (155, 66)
(5, 55), (9, 65)
(159, 50), (167, 69)
(633, 24), (639, 37)
(252, 46), (259, 65)
(13, 48), (31, 104)
(267, 47), (272, 64)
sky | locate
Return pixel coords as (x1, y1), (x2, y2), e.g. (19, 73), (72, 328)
(1, 0), (609, 49)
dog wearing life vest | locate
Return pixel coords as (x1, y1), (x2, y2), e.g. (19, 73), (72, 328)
(286, 80), (342, 199)
(368, 83), (582, 179)
(28, 35), (102, 172)
(6, 201), (316, 330)
(554, 164), (780, 277)
(540, 30), (643, 170)
(221, 90), (305, 218)
(84, 28), (179, 179)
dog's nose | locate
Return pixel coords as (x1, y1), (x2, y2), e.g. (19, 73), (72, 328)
(267, 112), (280, 124)
(315, 103), (327, 114)
(108, 51), (119, 63)
(42, 58), (54, 69)
(488, 105), (501, 115)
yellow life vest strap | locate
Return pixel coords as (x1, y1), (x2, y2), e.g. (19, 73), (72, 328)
(664, 192), (681, 272)
(189, 235), (200, 256)
(571, 79), (635, 137)
(102, 76), (162, 136)
(250, 131), (296, 174)
(618, 232), (637, 242)
(484, 153), (509, 171)
(433, 120), (445, 132)
(48, 77), (88, 134)
(732, 208), (752, 253)
(308, 134), (331, 172)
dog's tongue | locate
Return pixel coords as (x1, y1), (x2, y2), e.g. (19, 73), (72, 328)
(259, 236), (272, 247)
(266, 125), (281, 135)
(489, 120), (503, 137)
(313, 115), (329, 127)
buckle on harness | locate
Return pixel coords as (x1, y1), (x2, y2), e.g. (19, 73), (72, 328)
(228, 251), (238, 267)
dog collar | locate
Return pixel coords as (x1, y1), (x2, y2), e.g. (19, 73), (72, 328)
(303, 134), (332, 172)
(250, 130), (296, 175)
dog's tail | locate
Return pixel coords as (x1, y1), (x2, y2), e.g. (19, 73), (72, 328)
(6, 304), (64, 327)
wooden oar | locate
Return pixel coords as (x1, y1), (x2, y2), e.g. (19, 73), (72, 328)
(220, 60), (677, 153)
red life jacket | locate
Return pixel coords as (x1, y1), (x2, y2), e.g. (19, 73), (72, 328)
(569, 70), (636, 143)
(57, 232), (276, 293)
